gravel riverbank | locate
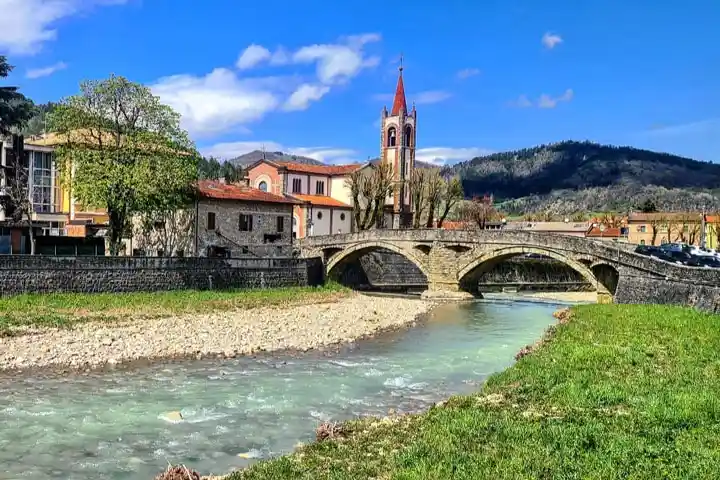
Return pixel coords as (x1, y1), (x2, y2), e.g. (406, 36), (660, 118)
(0, 294), (432, 372)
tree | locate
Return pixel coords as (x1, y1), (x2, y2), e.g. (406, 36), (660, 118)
(344, 163), (393, 230)
(436, 175), (464, 228)
(221, 161), (242, 183)
(0, 56), (34, 135)
(460, 195), (497, 229)
(0, 135), (36, 254)
(198, 156), (222, 180)
(639, 198), (657, 213)
(48, 75), (198, 255)
(408, 168), (426, 228)
(22, 102), (58, 137)
(648, 214), (666, 246)
(424, 168), (444, 228)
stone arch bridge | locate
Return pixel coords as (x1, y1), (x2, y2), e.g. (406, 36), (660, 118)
(297, 230), (720, 308)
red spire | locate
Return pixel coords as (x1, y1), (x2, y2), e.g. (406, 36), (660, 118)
(390, 59), (407, 115)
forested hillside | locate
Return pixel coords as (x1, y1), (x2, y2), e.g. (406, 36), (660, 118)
(445, 140), (720, 214)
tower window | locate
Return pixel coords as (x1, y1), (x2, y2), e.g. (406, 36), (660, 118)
(315, 180), (325, 195)
(292, 178), (302, 193)
(404, 126), (412, 147)
(387, 127), (397, 147)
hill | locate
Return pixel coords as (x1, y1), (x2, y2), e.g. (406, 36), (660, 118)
(445, 140), (720, 214)
(228, 150), (324, 167)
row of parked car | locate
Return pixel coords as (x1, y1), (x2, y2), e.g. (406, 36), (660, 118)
(634, 243), (720, 268)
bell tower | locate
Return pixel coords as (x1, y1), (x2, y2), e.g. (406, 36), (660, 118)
(380, 56), (416, 229)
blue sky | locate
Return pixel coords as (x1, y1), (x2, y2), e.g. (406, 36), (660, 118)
(1, 0), (719, 165)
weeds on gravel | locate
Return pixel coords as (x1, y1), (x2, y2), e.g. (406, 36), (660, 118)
(0, 283), (348, 334)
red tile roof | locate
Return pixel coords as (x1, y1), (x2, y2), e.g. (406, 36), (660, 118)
(391, 70), (407, 115)
(291, 194), (353, 208)
(586, 226), (622, 237)
(275, 161), (363, 176)
(197, 180), (300, 204)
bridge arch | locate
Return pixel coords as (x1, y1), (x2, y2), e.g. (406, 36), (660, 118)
(456, 245), (612, 297)
(325, 240), (430, 284)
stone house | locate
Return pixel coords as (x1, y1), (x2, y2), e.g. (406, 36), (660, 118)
(194, 180), (301, 257)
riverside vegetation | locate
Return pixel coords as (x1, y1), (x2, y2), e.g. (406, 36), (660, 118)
(220, 304), (720, 480)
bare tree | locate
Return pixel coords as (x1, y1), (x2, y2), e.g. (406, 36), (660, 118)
(408, 168), (426, 228)
(424, 168), (444, 228)
(648, 214), (666, 246)
(436, 175), (464, 228)
(343, 163), (393, 230)
(460, 196), (498, 229)
(675, 213), (701, 244)
(0, 135), (35, 254)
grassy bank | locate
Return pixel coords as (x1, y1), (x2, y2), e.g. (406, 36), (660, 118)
(0, 283), (348, 334)
(231, 304), (720, 479)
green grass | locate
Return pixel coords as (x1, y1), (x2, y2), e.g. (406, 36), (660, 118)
(0, 283), (348, 335)
(230, 304), (720, 480)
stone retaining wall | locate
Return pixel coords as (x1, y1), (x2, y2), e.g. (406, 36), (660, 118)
(614, 272), (720, 314)
(0, 256), (324, 296)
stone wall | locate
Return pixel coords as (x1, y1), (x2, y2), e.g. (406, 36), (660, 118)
(614, 271), (720, 313)
(0, 256), (324, 296)
(195, 199), (294, 256)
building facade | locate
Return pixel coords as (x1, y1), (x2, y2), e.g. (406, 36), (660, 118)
(194, 180), (299, 256)
(380, 63), (416, 228)
(627, 212), (702, 246)
(246, 160), (358, 238)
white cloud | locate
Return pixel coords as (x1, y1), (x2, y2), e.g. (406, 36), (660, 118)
(150, 68), (284, 137)
(457, 68), (480, 80)
(283, 83), (331, 111)
(292, 33), (381, 85)
(510, 89), (573, 108)
(415, 147), (494, 166)
(541, 32), (563, 50)
(0, 0), (128, 55)
(153, 33), (381, 138)
(235, 44), (271, 70)
(414, 90), (452, 104)
(201, 141), (359, 164)
(25, 61), (67, 79)
(538, 89), (573, 108)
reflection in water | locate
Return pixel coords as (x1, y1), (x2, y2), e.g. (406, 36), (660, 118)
(0, 299), (560, 479)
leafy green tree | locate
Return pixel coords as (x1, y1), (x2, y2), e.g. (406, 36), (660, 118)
(198, 156), (223, 180)
(639, 198), (657, 213)
(22, 102), (58, 137)
(0, 56), (34, 135)
(48, 75), (198, 255)
(221, 161), (242, 183)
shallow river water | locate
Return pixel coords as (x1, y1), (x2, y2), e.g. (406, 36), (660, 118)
(0, 298), (560, 479)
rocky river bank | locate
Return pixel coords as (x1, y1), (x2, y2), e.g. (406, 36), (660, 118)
(0, 294), (433, 372)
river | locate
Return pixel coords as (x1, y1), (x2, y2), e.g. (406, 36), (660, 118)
(0, 298), (561, 479)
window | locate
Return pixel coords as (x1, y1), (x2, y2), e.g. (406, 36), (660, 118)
(640, 240), (646, 245)
(315, 180), (325, 195)
(640, 225), (646, 233)
(404, 126), (412, 147)
(277, 216), (284, 232)
(386, 127), (396, 147)
(292, 178), (302, 193)
(258, 181), (268, 192)
(239, 214), (253, 231)
(31, 151), (57, 213)
(207, 212), (216, 230)
(317, 211), (323, 220)
(340, 213), (346, 221)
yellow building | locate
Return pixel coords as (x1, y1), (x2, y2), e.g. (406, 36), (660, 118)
(627, 212), (702, 246)
(704, 215), (720, 249)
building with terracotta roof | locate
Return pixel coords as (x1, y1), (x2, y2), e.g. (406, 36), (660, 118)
(193, 180), (301, 257)
(704, 215), (720, 249)
(246, 158), (360, 238)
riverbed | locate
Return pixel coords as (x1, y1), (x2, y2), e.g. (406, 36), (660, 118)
(0, 299), (561, 479)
